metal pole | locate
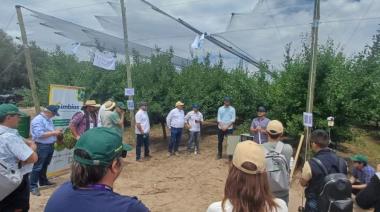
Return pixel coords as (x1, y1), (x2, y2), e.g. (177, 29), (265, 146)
(304, 0), (320, 160)
(120, 0), (135, 138)
(15, 5), (40, 114)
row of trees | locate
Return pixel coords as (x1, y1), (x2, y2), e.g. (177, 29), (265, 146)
(1, 29), (379, 140)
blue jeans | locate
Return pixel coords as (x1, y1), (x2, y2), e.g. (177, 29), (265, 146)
(168, 127), (183, 153)
(187, 131), (200, 152)
(136, 134), (150, 160)
(305, 197), (318, 212)
(30, 143), (54, 189)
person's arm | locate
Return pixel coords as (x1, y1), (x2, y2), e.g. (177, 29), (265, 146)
(184, 112), (191, 129)
(227, 107), (236, 129)
(217, 107), (222, 125)
(8, 138), (38, 165)
(135, 112), (144, 133)
(69, 113), (82, 139)
(166, 110), (173, 129)
(32, 119), (60, 139)
(118, 112), (125, 128)
(250, 119), (257, 133)
(352, 184), (367, 190)
(356, 174), (380, 209)
(300, 161), (312, 187)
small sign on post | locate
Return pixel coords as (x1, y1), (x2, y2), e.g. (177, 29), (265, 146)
(303, 112), (313, 127)
(124, 88), (134, 96)
(127, 100), (134, 110)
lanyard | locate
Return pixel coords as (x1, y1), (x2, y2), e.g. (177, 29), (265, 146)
(86, 184), (113, 192)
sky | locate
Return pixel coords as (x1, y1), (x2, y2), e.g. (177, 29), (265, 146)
(1, 0), (379, 70)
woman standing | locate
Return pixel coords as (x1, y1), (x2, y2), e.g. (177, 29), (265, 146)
(207, 141), (288, 212)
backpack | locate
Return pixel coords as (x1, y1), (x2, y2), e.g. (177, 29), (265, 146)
(312, 157), (353, 212)
(264, 142), (290, 193)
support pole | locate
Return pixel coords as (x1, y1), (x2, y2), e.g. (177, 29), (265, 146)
(120, 0), (135, 138)
(304, 0), (320, 160)
(15, 5), (40, 113)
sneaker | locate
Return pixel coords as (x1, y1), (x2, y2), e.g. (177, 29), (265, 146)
(216, 155), (222, 160)
(144, 155), (152, 159)
(174, 152), (180, 156)
(167, 152), (172, 157)
(30, 188), (41, 196)
(136, 159), (143, 162)
(194, 151), (198, 155)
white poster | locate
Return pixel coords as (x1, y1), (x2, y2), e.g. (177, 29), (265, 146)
(93, 50), (116, 70)
(303, 112), (313, 127)
(124, 88), (134, 96)
(48, 84), (84, 177)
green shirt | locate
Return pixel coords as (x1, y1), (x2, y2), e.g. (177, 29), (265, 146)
(102, 111), (123, 136)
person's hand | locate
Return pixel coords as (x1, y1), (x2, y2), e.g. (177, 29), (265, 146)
(377, 164), (380, 172)
(53, 130), (62, 136)
(76, 135), (80, 140)
(25, 140), (37, 151)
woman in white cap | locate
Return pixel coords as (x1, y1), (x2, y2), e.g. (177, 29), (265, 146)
(207, 141), (288, 212)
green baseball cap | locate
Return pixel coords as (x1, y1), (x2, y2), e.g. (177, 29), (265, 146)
(0, 104), (27, 117)
(117, 102), (127, 110)
(351, 154), (368, 163)
(73, 127), (133, 166)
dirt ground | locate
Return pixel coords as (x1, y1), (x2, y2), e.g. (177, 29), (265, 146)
(30, 126), (304, 212)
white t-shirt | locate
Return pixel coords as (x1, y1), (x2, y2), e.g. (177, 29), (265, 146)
(135, 109), (150, 134)
(185, 111), (204, 132)
(166, 108), (185, 129)
(207, 198), (288, 212)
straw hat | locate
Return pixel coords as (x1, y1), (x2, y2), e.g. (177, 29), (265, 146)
(104, 101), (116, 111)
(83, 100), (100, 107)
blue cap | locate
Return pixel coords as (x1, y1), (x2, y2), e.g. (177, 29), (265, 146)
(192, 104), (199, 109)
(224, 96), (231, 101)
(46, 105), (60, 116)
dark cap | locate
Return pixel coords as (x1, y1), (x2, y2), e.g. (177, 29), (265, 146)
(257, 106), (266, 113)
(0, 104), (27, 117)
(224, 96), (231, 102)
(74, 127), (133, 166)
(139, 101), (148, 107)
(192, 104), (199, 109)
(46, 105), (60, 116)
(116, 102), (127, 110)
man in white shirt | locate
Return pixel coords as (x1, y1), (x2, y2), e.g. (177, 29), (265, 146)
(185, 104), (204, 155)
(217, 97), (236, 160)
(135, 102), (151, 162)
(166, 101), (185, 156)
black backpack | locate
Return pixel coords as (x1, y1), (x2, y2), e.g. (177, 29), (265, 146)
(312, 157), (353, 212)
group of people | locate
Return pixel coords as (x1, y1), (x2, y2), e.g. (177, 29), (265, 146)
(1, 98), (380, 212)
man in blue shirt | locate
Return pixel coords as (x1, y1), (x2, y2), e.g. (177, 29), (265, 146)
(217, 97), (236, 160)
(351, 154), (376, 195)
(30, 105), (62, 196)
(45, 127), (149, 212)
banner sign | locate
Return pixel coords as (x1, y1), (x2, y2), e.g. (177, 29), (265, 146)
(47, 84), (84, 177)
(127, 100), (134, 110)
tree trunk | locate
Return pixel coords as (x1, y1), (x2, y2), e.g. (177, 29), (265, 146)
(161, 120), (167, 139)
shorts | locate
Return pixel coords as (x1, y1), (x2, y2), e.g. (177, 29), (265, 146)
(0, 174), (30, 212)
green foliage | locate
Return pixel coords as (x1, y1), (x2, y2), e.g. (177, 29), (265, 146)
(2, 29), (380, 142)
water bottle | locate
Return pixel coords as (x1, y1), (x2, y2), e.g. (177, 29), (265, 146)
(290, 157), (295, 170)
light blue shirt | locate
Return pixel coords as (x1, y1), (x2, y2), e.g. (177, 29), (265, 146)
(0, 125), (33, 169)
(217, 106), (236, 129)
(31, 113), (57, 144)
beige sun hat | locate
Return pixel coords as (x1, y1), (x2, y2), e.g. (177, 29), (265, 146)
(104, 100), (116, 111)
(84, 100), (101, 107)
(232, 141), (266, 175)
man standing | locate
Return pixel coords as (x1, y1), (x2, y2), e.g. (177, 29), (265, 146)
(300, 129), (348, 212)
(30, 105), (61, 196)
(0, 104), (38, 211)
(185, 104), (204, 155)
(217, 97), (236, 159)
(166, 101), (185, 156)
(69, 100), (100, 140)
(45, 128), (149, 212)
(250, 106), (270, 144)
(350, 154), (376, 194)
(135, 102), (151, 162)
(263, 120), (293, 205)
(102, 102), (126, 137)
